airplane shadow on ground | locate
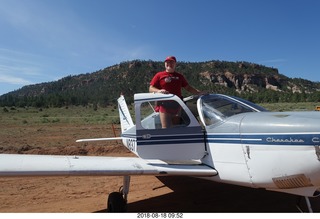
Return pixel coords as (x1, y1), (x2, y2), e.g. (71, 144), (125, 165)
(97, 176), (320, 213)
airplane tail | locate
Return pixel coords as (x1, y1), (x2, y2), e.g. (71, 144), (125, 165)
(117, 95), (134, 133)
(76, 95), (134, 143)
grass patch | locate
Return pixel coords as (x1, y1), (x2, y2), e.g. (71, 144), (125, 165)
(260, 102), (319, 112)
(0, 105), (122, 126)
(1, 102), (319, 127)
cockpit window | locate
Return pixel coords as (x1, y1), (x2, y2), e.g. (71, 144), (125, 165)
(198, 95), (267, 126)
(140, 100), (190, 129)
(232, 96), (268, 112)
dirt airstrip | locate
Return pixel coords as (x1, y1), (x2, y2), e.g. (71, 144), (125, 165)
(0, 124), (320, 213)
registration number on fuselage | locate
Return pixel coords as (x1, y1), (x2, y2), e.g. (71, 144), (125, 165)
(126, 138), (137, 152)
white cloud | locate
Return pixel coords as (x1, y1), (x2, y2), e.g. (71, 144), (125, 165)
(0, 74), (31, 85)
(0, 48), (46, 86)
(0, 0), (155, 95)
(0, 1), (153, 60)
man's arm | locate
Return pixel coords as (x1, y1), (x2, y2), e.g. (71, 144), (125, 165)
(184, 85), (201, 95)
(149, 85), (169, 94)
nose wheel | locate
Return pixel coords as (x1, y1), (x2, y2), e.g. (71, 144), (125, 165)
(107, 176), (130, 212)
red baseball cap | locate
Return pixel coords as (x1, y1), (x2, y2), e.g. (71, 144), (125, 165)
(165, 56), (176, 62)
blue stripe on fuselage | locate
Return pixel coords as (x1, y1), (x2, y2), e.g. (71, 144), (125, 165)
(207, 133), (320, 146)
(126, 133), (320, 146)
(136, 134), (204, 146)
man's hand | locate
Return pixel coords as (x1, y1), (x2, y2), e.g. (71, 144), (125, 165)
(157, 89), (169, 94)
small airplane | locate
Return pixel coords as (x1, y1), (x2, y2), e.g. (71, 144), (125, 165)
(1, 92), (320, 212)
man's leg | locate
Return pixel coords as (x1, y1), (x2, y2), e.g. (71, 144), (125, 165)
(159, 112), (172, 128)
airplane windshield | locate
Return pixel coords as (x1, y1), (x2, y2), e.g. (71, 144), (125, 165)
(198, 94), (267, 126)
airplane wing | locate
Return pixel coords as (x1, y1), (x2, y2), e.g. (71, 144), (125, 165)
(0, 154), (217, 177)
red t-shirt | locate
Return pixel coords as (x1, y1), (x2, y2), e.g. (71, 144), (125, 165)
(150, 71), (189, 98)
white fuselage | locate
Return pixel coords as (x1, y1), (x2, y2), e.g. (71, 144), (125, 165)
(201, 111), (320, 197)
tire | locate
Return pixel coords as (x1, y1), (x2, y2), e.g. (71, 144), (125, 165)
(107, 192), (127, 212)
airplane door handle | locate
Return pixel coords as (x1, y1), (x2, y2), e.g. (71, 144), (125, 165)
(142, 134), (151, 139)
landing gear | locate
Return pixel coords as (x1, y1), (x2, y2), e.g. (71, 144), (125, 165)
(107, 192), (126, 212)
(296, 196), (313, 212)
(107, 176), (131, 212)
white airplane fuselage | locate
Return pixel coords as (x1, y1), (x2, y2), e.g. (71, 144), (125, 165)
(202, 112), (320, 197)
(129, 93), (320, 197)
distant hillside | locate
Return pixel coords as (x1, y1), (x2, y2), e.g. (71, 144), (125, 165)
(1, 60), (320, 107)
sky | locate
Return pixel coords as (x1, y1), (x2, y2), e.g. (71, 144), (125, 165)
(0, 0), (319, 95)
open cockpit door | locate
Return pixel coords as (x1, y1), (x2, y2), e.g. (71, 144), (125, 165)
(134, 93), (206, 162)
